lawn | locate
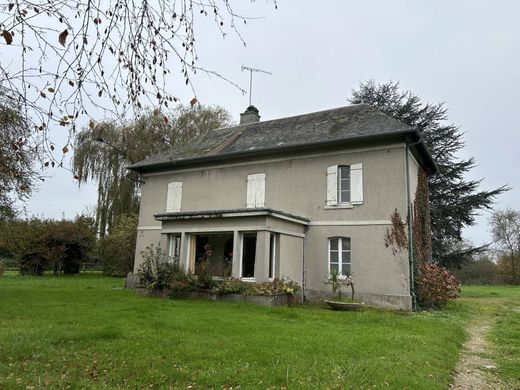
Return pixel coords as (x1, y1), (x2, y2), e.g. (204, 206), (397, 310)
(459, 285), (520, 388)
(0, 274), (470, 389)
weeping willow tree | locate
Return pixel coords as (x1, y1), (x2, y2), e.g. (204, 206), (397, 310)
(73, 104), (232, 237)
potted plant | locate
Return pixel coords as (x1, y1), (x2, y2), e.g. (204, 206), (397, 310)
(324, 269), (364, 310)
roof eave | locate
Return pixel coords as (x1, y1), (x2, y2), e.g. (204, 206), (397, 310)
(406, 131), (438, 174)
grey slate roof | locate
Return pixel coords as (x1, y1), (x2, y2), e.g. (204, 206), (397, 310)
(129, 104), (432, 172)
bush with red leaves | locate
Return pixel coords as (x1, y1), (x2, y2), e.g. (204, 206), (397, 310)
(416, 262), (461, 309)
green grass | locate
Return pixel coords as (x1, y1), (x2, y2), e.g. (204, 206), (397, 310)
(0, 274), (470, 389)
(461, 284), (520, 298)
(459, 284), (520, 388)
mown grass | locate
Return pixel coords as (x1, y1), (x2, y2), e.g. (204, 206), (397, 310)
(0, 274), (469, 389)
(459, 284), (520, 388)
(461, 284), (520, 298)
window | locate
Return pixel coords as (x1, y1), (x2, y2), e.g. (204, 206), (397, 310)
(241, 233), (257, 279)
(246, 173), (265, 208)
(338, 165), (350, 203)
(168, 233), (181, 261)
(268, 233), (277, 280)
(166, 182), (183, 212)
(326, 164), (363, 206)
(328, 237), (351, 276)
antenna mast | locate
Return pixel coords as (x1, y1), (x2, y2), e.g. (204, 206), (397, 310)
(241, 65), (272, 106)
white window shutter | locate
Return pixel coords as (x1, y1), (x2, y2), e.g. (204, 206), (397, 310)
(246, 175), (255, 208)
(350, 163), (363, 205)
(255, 173), (265, 207)
(326, 165), (338, 206)
(166, 182), (182, 212)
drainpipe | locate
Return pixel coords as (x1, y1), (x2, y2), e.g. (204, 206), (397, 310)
(302, 224), (309, 302)
(405, 138), (421, 311)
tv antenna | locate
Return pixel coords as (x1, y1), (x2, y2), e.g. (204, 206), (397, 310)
(241, 65), (272, 106)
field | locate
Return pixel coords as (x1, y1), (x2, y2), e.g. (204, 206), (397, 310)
(0, 274), (518, 389)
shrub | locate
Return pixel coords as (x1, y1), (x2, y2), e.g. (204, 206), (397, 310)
(250, 278), (300, 296)
(450, 257), (497, 285)
(194, 262), (218, 290)
(169, 279), (197, 298)
(14, 216), (96, 275)
(416, 262), (460, 309)
(213, 278), (247, 295)
(101, 214), (137, 277)
(137, 245), (181, 290)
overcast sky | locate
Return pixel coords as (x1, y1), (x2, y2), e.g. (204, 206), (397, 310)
(24, 0), (519, 247)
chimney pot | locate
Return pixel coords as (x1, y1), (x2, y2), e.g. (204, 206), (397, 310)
(240, 105), (260, 125)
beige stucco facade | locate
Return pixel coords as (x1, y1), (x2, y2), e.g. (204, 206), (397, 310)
(133, 141), (421, 310)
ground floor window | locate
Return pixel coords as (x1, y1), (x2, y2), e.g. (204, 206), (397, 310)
(167, 234), (181, 261)
(269, 233), (277, 280)
(241, 233), (257, 279)
(328, 236), (351, 276)
(193, 233), (233, 277)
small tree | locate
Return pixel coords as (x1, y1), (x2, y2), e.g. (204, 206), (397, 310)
(328, 269), (355, 301)
(490, 209), (520, 284)
(101, 214), (138, 277)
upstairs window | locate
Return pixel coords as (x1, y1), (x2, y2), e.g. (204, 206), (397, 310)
(338, 165), (351, 203)
(328, 237), (351, 276)
(326, 164), (363, 206)
(166, 182), (183, 212)
(246, 173), (266, 208)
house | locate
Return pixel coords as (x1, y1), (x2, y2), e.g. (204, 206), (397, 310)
(128, 104), (437, 310)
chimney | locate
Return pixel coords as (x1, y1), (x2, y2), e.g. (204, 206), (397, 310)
(240, 105), (260, 125)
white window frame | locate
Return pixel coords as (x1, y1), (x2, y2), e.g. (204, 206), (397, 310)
(167, 233), (181, 262)
(327, 236), (351, 277)
(325, 164), (363, 208)
(337, 165), (351, 204)
(268, 233), (277, 281)
(239, 232), (257, 282)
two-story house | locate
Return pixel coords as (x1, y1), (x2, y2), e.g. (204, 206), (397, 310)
(128, 104), (437, 310)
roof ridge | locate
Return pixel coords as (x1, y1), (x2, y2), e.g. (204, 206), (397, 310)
(209, 103), (373, 132)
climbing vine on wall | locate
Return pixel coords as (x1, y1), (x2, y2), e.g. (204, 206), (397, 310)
(412, 169), (432, 265)
(384, 209), (408, 256)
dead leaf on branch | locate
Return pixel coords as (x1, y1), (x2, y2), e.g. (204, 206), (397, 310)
(2, 30), (13, 45)
(58, 29), (68, 47)
(190, 97), (198, 106)
(62, 146), (69, 154)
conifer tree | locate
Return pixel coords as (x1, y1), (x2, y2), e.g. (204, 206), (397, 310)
(349, 80), (508, 267)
